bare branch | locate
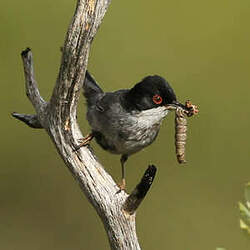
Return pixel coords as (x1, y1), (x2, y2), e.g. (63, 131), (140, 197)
(123, 165), (157, 215)
(51, 0), (112, 118)
(12, 112), (43, 128)
(13, 1), (157, 249)
(21, 48), (46, 112)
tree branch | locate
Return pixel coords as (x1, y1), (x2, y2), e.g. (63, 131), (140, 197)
(12, 1), (157, 249)
(11, 112), (42, 128)
(123, 165), (157, 215)
(21, 48), (46, 113)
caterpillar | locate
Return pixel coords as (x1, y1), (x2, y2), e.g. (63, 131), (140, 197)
(175, 100), (198, 164)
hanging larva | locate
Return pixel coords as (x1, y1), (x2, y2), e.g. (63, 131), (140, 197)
(175, 100), (198, 164)
(175, 108), (187, 163)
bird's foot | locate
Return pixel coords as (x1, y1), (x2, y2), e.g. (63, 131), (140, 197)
(78, 133), (94, 145)
(116, 179), (126, 194)
(74, 133), (94, 151)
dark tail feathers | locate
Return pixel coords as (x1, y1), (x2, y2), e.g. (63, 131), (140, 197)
(84, 71), (103, 106)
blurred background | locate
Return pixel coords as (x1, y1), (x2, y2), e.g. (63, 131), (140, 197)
(1, 0), (250, 249)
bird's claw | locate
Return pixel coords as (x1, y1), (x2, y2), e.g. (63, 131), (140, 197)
(116, 179), (126, 194)
(74, 133), (94, 151)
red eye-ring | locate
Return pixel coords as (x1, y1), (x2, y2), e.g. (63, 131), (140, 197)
(152, 94), (163, 105)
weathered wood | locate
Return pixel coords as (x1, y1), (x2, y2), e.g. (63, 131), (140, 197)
(11, 112), (42, 128)
(123, 165), (157, 215)
(12, 1), (157, 249)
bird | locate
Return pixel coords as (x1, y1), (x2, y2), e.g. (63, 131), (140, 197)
(77, 71), (184, 190)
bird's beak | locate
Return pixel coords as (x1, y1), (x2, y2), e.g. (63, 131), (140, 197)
(165, 101), (185, 111)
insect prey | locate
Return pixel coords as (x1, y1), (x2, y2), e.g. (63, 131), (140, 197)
(175, 100), (198, 164)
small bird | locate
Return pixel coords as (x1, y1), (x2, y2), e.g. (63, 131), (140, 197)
(78, 71), (184, 190)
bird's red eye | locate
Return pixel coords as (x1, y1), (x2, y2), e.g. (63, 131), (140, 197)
(152, 94), (163, 105)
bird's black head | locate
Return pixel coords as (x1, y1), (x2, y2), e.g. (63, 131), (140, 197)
(125, 75), (180, 111)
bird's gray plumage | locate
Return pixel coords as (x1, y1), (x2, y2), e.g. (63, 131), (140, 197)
(83, 71), (170, 157)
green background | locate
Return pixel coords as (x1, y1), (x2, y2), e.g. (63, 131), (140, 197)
(1, 0), (250, 249)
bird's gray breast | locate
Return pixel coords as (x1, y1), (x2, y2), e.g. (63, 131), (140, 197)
(116, 107), (169, 154)
(88, 103), (169, 155)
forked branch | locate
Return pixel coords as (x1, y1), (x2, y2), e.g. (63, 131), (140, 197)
(12, 1), (157, 249)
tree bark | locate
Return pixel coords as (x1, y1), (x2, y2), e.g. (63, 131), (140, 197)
(12, 1), (157, 249)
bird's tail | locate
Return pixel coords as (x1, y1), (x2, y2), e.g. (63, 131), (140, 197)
(83, 71), (103, 106)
